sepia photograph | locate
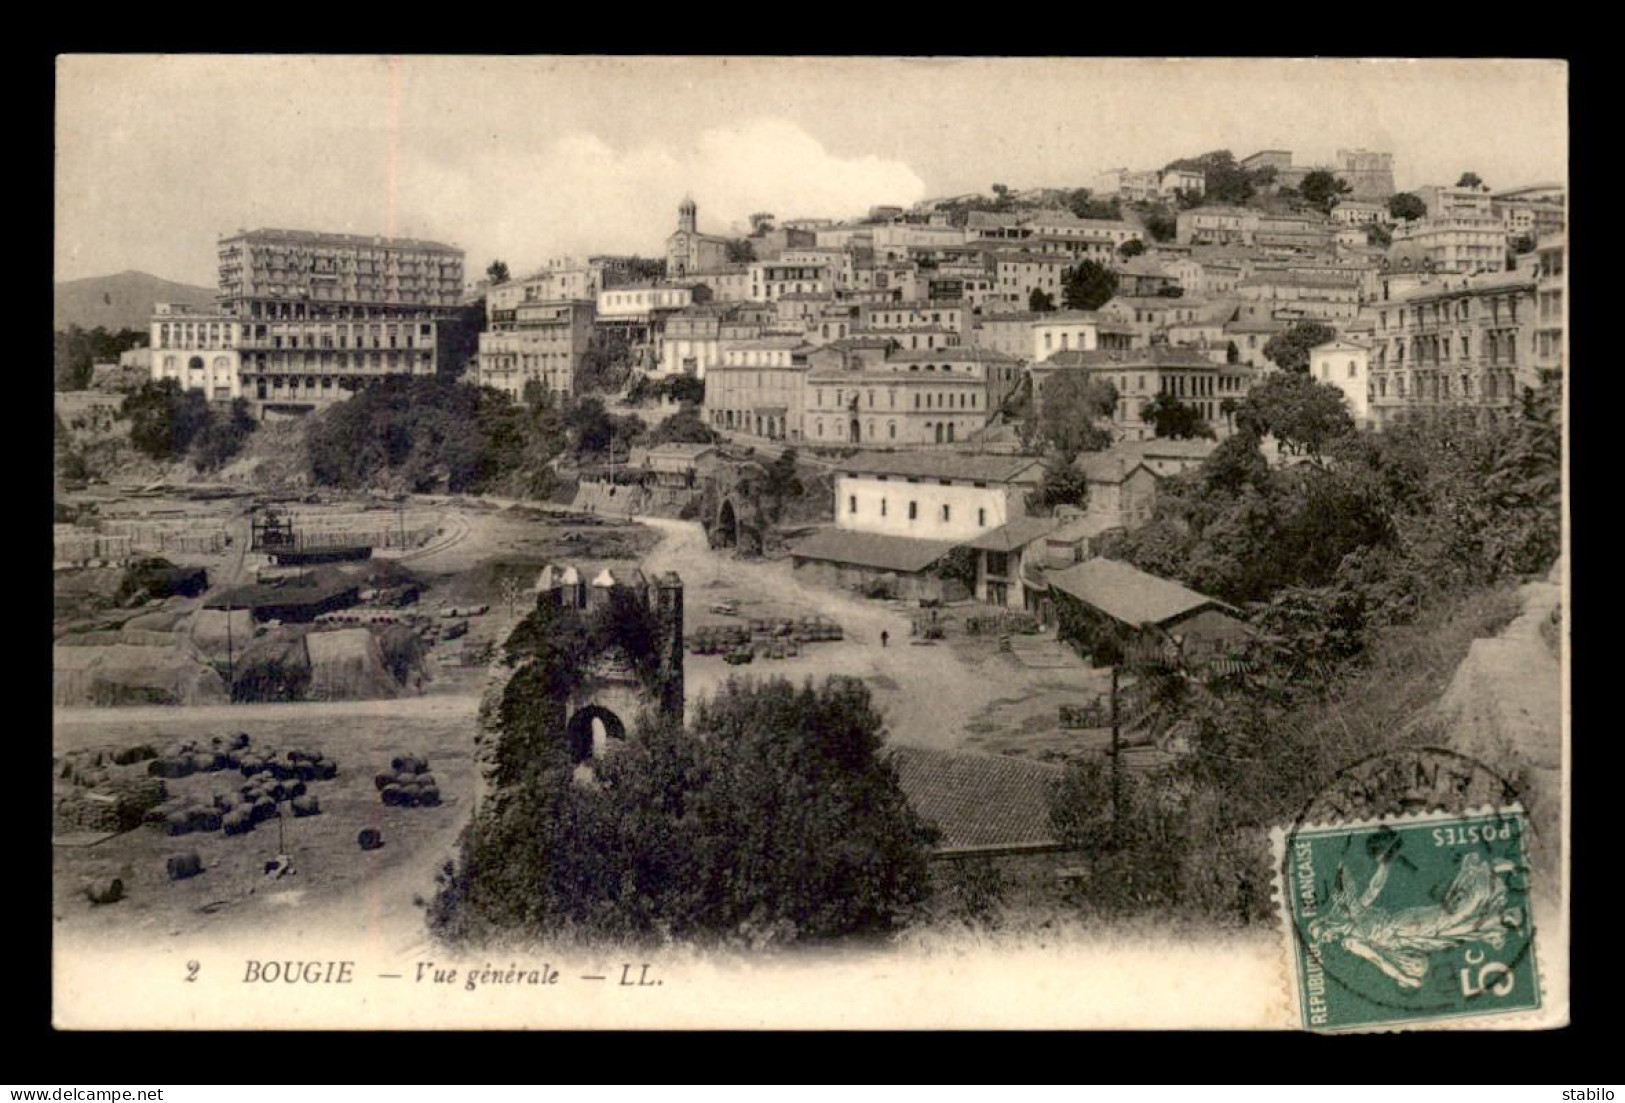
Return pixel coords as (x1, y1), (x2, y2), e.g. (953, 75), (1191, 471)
(51, 55), (1568, 1032)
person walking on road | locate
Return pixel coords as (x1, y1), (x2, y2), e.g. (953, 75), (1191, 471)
(881, 630), (889, 648)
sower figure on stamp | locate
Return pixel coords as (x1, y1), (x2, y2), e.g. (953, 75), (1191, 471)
(1308, 845), (1524, 990)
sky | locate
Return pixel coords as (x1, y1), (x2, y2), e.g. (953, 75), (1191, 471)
(55, 56), (1568, 287)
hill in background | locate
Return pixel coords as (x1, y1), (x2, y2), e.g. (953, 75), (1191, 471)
(54, 270), (216, 332)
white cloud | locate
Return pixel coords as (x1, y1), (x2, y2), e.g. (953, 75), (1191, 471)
(395, 117), (927, 277)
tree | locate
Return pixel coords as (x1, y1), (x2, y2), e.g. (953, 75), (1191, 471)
(1143, 209), (1178, 243)
(1066, 188), (1121, 221)
(1510, 234), (1536, 256)
(1162, 151), (1264, 206)
(1142, 393), (1215, 441)
(486, 260), (511, 285)
(1388, 193), (1427, 222)
(54, 325), (147, 392)
(431, 675), (935, 947)
(1365, 223), (1393, 248)
(1456, 172), (1484, 189)
(1225, 341), (1241, 365)
(748, 212), (776, 235)
(189, 398), (258, 472)
(725, 239), (757, 264)
(1118, 239), (1146, 259)
(1235, 372), (1356, 458)
(648, 404), (717, 445)
(1299, 170), (1353, 215)
(761, 449), (804, 522)
(1261, 321), (1338, 374)
(1061, 260), (1119, 311)
(122, 379), (211, 461)
(1029, 461), (1090, 515)
(1032, 373), (1117, 460)
(1028, 288), (1056, 312)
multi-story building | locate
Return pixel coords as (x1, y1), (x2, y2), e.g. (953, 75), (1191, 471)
(992, 250), (1070, 307)
(1309, 339), (1373, 428)
(1097, 295), (1209, 344)
(971, 311), (1138, 360)
(802, 344), (1021, 448)
(1492, 185), (1566, 240)
(871, 222), (971, 260)
(1253, 212), (1333, 254)
(656, 304), (755, 379)
(1234, 271), (1361, 322)
(1177, 206), (1261, 246)
(477, 299), (596, 402)
(702, 337), (815, 440)
(149, 303), (243, 400)
(668, 264), (753, 303)
(1533, 233), (1565, 387)
(832, 452), (1044, 542)
(858, 301), (969, 336)
(205, 228), (465, 414)
(1331, 200), (1393, 227)
(1389, 214), (1508, 275)
(748, 261), (831, 302)
(1020, 211), (1142, 250)
(1036, 346), (1256, 441)
(1366, 269), (1537, 430)
(1415, 184), (1495, 220)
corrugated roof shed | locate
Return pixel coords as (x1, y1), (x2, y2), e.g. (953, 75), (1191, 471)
(892, 747), (1066, 854)
(1046, 558), (1230, 628)
(787, 529), (958, 574)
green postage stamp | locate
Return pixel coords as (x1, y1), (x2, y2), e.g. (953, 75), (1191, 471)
(1275, 807), (1541, 1032)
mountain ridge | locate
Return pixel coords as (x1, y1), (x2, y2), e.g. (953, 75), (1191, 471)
(54, 270), (217, 333)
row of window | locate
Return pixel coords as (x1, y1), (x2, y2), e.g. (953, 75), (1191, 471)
(848, 496), (987, 526)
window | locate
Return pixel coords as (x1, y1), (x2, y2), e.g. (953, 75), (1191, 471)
(978, 508), (986, 527)
(848, 496), (857, 514)
(942, 505), (951, 523)
(1348, 360), (1358, 379)
(880, 499), (887, 517)
(908, 501), (918, 520)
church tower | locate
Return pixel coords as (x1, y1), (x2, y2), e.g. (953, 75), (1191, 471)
(678, 196), (697, 234)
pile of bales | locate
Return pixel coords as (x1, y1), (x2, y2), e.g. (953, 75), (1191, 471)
(54, 745), (168, 834)
(375, 754), (441, 808)
(139, 734), (338, 838)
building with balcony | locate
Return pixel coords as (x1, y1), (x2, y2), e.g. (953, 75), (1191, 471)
(208, 228), (465, 415)
(702, 337), (815, 440)
(477, 299), (596, 402)
(1388, 214), (1509, 276)
(149, 304), (244, 401)
(1366, 269), (1537, 430)
(803, 344), (1020, 448)
(1035, 346), (1256, 441)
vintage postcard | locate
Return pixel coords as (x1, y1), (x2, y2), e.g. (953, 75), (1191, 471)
(52, 55), (1568, 1030)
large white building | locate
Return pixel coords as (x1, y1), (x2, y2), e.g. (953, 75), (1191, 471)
(833, 452), (1044, 542)
(1309, 339), (1373, 428)
(149, 304), (243, 401)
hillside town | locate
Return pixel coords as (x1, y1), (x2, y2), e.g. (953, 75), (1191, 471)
(54, 81), (1566, 1029)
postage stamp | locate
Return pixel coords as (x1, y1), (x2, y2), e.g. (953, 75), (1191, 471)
(1274, 805), (1541, 1032)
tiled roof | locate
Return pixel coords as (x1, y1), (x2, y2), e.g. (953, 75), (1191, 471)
(835, 451), (1044, 484)
(1074, 450), (1157, 483)
(1047, 558), (1230, 628)
(891, 747), (1065, 853)
(1041, 347), (1219, 370)
(786, 529), (958, 574)
(959, 516), (1060, 552)
(884, 345), (1019, 363)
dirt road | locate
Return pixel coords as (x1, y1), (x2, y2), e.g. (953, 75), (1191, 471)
(638, 517), (994, 753)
